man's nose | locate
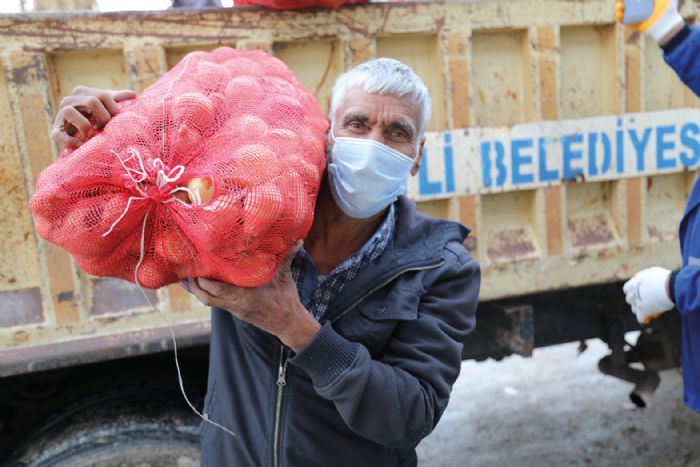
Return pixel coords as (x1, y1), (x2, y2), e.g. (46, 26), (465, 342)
(367, 127), (386, 145)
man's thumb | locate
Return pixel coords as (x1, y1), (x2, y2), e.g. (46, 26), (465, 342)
(283, 240), (304, 267)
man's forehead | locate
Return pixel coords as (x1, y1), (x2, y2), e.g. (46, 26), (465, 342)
(336, 89), (420, 125)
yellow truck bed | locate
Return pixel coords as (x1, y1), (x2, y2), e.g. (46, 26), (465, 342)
(0, 0), (698, 374)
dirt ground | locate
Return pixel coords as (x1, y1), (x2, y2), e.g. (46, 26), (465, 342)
(417, 336), (700, 467)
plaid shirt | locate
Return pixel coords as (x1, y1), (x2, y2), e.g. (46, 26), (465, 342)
(291, 204), (396, 320)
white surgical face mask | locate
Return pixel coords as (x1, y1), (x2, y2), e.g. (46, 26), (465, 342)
(327, 130), (417, 219)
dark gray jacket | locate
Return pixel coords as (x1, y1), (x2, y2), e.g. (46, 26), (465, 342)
(201, 196), (480, 467)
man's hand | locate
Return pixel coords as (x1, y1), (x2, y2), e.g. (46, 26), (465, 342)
(51, 86), (136, 151)
(188, 240), (321, 352)
(623, 266), (674, 325)
(616, 0), (684, 44)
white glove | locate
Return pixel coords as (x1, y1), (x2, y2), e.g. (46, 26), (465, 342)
(616, 0), (684, 43)
(623, 267), (674, 325)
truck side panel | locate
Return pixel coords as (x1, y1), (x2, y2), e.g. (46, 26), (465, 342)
(0, 1), (697, 374)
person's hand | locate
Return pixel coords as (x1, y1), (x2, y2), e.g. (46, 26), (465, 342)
(616, 0), (684, 44)
(623, 266), (674, 325)
(51, 86), (136, 151)
(188, 240), (321, 352)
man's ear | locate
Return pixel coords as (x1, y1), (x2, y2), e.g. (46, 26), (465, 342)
(410, 138), (425, 176)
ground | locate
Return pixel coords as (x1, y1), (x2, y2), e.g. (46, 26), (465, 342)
(417, 336), (700, 467)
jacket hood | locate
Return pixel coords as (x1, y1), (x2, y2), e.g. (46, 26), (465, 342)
(391, 196), (471, 257)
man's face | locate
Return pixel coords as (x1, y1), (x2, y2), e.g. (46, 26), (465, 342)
(330, 87), (425, 175)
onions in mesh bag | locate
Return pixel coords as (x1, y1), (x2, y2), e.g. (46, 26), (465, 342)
(30, 47), (327, 289)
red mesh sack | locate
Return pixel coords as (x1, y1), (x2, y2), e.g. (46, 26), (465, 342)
(30, 47), (328, 289)
(235, 0), (368, 9)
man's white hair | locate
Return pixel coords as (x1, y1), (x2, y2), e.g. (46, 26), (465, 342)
(328, 58), (432, 140)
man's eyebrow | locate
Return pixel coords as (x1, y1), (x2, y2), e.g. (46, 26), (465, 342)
(343, 113), (369, 124)
(387, 119), (416, 139)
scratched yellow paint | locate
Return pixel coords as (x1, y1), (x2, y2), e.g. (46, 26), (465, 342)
(274, 40), (342, 115)
(560, 26), (618, 119)
(0, 64), (42, 291)
(48, 50), (130, 108)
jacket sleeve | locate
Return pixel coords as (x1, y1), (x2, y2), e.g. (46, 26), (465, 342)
(288, 242), (480, 448)
(672, 265), (700, 316)
(663, 25), (700, 98)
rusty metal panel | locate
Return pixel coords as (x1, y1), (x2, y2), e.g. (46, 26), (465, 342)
(274, 39), (342, 114)
(0, 60), (43, 293)
(166, 44), (229, 70)
(560, 25), (618, 119)
(566, 181), (621, 252)
(124, 42), (168, 93)
(407, 107), (700, 297)
(642, 34), (693, 111)
(0, 1), (699, 368)
(33, 0), (96, 11)
(377, 34), (446, 130)
(1, 50), (81, 326)
(167, 283), (194, 312)
(0, 288), (43, 327)
(626, 177), (643, 247)
(645, 172), (690, 242)
(624, 29), (642, 113)
(344, 33), (375, 69)
(443, 30), (472, 129)
(89, 278), (158, 316)
(48, 50), (130, 106)
(534, 25), (559, 122)
(544, 186), (563, 256)
(471, 29), (534, 126)
(480, 189), (540, 264)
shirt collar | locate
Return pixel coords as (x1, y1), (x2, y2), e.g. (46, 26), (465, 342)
(295, 203), (396, 274)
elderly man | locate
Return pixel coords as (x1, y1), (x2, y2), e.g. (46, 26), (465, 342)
(52, 58), (480, 466)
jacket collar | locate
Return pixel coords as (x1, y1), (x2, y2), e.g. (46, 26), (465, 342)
(324, 196), (471, 322)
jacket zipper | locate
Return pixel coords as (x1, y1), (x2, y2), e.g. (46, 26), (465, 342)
(330, 260), (445, 324)
(272, 259), (444, 466)
(273, 345), (288, 467)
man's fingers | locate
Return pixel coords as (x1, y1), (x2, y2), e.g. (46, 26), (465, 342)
(197, 277), (234, 298)
(111, 89), (137, 103)
(64, 136), (84, 150)
(87, 95), (114, 128)
(283, 240), (303, 266)
(60, 106), (92, 138)
(98, 91), (122, 117)
(179, 279), (192, 293)
(51, 127), (83, 150)
(73, 95), (113, 129)
(188, 277), (215, 307)
(97, 89), (136, 117)
(275, 240), (303, 282)
(276, 265), (293, 282)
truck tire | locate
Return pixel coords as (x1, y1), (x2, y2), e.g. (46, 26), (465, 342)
(8, 393), (201, 467)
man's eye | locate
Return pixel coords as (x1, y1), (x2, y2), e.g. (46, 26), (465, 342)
(349, 121), (363, 129)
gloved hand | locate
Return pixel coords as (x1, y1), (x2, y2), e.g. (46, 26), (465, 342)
(616, 0), (684, 43)
(623, 267), (674, 325)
